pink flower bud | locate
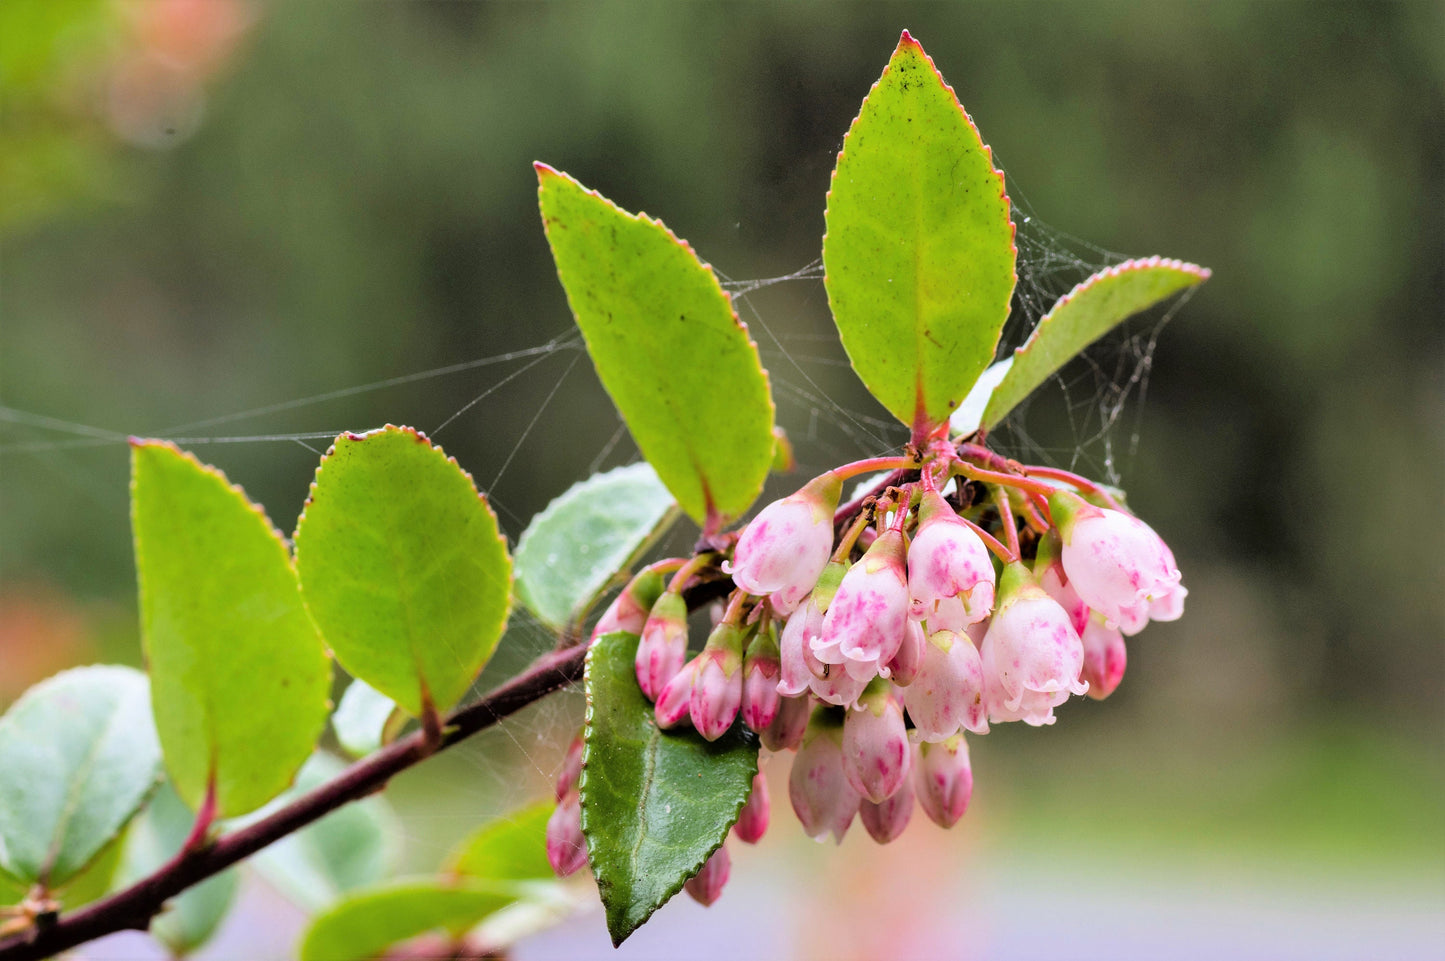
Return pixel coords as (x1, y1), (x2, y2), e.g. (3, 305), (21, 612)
(591, 567), (667, 642)
(554, 732), (584, 801)
(1037, 542), (1090, 637)
(761, 693), (810, 752)
(842, 687), (911, 803)
(778, 598), (824, 697)
(789, 714), (860, 842)
(654, 656), (698, 730)
(741, 626), (782, 732)
(884, 618), (926, 687)
(683, 845), (731, 907)
(818, 529), (910, 669)
(733, 768), (770, 844)
(1050, 491), (1181, 630)
(859, 774), (914, 844)
(728, 472), (842, 613)
(635, 590), (688, 702)
(690, 623), (745, 741)
(914, 735), (973, 829)
(546, 792), (588, 877)
(1080, 615), (1127, 700)
(980, 563), (1086, 725)
(904, 629), (988, 741)
(908, 490), (996, 629)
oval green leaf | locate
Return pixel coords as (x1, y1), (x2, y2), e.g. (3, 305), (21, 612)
(131, 441), (332, 818)
(536, 164), (775, 530)
(980, 257), (1212, 428)
(119, 781), (239, 957)
(332, 679), (398, 759)
(445, 801), (553, 882)
(293, 426), (512, 719)
(298, 877), (533, 961)
(823, 31), (1017, 435)
(0, 665), (160, 888)
(581, 631), (759, 946)
(514, 463), (678, 631)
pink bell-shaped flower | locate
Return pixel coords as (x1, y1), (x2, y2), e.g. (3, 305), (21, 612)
(592, 566), (667, 642)
(741, 623), (782, 732)
(690, 622), (746, 741)
(841, 683), (911, 803)
(809, 661), (871, 709)
(789, 712), (860, 843)
(908, 490), (996, 629)
(761, 693), (810, 752)
(904, 628), (988, 740)
(728, 472), (843, 613)
(683, 845), (731, 907)
(635, 590), (688, 702)
(1146, 538), (1187, 623)
(981, 562), (1087, 725)
(733, 767), (770, 844)
(884, 618), (926, 687)
(914, 735), (973, 829)
(1036, 533), (1090, 636)
(859, 773), (914, 844)
(1080, 614), (1127, 700)
(554, 731), (584, 801)
(817, 528), (910, 672)
(1049, 491), (1182, 630)
(546, 792), (588, 877)
(778, 599), (822, 698)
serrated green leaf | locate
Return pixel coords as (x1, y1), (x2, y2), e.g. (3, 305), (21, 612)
(537, 165), (775, 529)
(246, 751), (400, 913)
(131, 442), (332, 818)
(514, 463), (678, 631)
(823, 31), (1016, 434)
(119, 781), (239, 957)
(298, 877), (532, 961)
(981, 258), (1211, 427)
(581, 631), (758, 946)
(0, 665), (160, 888)
(332, 679), (398, 759)
(445, 801), (553, 882)
(294, 426), (512, 718)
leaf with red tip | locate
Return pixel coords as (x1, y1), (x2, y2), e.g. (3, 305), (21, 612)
(980, 258), (1211, 427)
(294, 426), (512, 718)
(824, 31), (1017, 435)
(131, 442), (331, 818)
(536, 165), (775, 530)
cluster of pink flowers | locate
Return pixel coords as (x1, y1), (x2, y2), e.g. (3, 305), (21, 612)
(546, 452), (1184, 907)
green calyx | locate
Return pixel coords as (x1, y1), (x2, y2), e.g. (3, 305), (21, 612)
(811, 560), (849, 613)
(1045, 489), (1091, 544)
(648, 589), (687, 628)
(995, 560), (1043, 610)
(702, 620), (747, 675)
(1032, 529), (1062, 576)
(798, 471), (845, 523)
(744, 620), (780, 665)
(624, 568), (667, 613)
(857, 677), (893, 716)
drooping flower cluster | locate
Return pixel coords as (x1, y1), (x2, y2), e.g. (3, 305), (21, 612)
(547, 444), (1185, 906)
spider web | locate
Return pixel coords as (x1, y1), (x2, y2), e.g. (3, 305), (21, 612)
(0, 185), (1189, 875)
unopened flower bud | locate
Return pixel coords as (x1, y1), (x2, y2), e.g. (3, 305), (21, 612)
(914, 735), (973, 829)
(1079, 614), (1127, 700)
(761, 693), (810, 752)
(789, 711), (860, 842)
(733, 768), (770, 844)
(818, 529), (910, 670)
(908, 490), (996, 629)
(904, 629), (988, 741)
(741, 623), (782, 731)
(636, 590), (688, 702)
(1049, 491), (1181, 630)
(728, 472), (843, 613)
(684, 845), (731, 907)
(842, 683), (911, 804)
(554, 731), (584, 800)
(884, 618), (926, 687)
(592, 567), (667, 642)
(655, 656), (698, 730)
(690, 622), (745, 741)
(859, 774), (914, 844)
(546, 792), (588, 877)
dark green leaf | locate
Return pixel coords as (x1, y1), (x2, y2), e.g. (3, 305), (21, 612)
(332, 679), (398, 759)
(537, 165), (775, 529)
(823, 31), (1016, 433)
(581, 631), (759, 945)
(981, 258), (1210, 427)
(131, 441), (332, 818)
(514, 463), (678, 631)
(0, 665), (159, 887)
(293, 426), (512, 718)
(445, 801), (553, 882)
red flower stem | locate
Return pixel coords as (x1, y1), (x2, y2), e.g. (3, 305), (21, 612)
(952, 460), (1058, 500)
(667, 552), (719, 594)
(831, 508), (873, 563)
(830, 455), (917, 482)
(1018, 496), (1050, 534)
(995, 487), (1021, 561)
(1022, 465), (1124, 509)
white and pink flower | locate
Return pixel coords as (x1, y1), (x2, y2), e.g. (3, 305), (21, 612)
(904, 628), (988, 740)
(908, 490), (996, 630)
(789, 714), (860, 843)
(728, 472), (842, 613)
(841, 686), (911, 803)
(914, 735), (973, 829)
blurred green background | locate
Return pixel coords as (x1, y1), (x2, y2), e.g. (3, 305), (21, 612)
(2, 1), (1441, 958)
